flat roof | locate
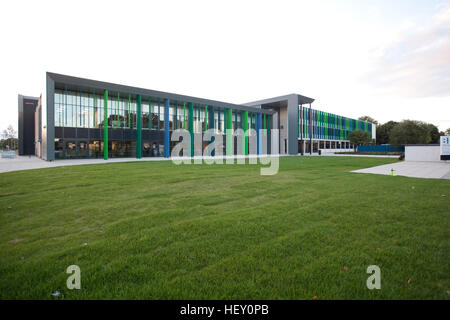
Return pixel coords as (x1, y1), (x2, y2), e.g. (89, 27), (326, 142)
(243, 93), (315, 107)
(48, 72), (275, 115)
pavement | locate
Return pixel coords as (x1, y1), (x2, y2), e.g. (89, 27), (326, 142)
(2, 154), (449, 180)
(0, 155), (172, 173)
(0, 154), (279, 174)
(352, 161), (450, 180)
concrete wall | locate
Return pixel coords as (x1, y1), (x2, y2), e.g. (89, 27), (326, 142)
(405, 145), (440, 162)
(279, 107), (288, 154)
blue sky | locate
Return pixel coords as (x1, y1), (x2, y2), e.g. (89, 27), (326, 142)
(1, 0), (449, 131)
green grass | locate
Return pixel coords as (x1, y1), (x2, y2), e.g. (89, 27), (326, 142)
(0, 157), (449, 300)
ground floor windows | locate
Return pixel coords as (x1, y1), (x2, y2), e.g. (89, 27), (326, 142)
(143, 141), (163, 157)
(54, 139), (164, 159)
(298, 139), (353, 154)
(109, 141), (136, 158)
(55, 139), (64, 159)
(89, 141), (102, 158)
(65, 141), (77, 158)
(78, 141), (88, 158)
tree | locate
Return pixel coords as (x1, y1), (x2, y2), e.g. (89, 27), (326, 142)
(349, 130), (371, 152)
(423, 123), (440, 144)
(376, 121), (398, 144)
(2, 125), (17, 139)
(358, 116), (378, 125)
(389, 120), (430, 145)
(445, 128), (450, 136)
(0, 125), (18, 150)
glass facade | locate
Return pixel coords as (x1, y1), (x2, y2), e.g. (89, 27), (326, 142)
(53, 88), (269, 159)
(298, 105), (372, 141)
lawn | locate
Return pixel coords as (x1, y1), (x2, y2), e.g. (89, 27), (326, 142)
(0, 157), (448, 300)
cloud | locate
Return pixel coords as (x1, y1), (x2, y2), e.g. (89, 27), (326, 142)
(364, 7), (450, 98)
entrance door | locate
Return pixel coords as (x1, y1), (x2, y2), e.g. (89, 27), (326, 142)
(298, 140), (304, 154)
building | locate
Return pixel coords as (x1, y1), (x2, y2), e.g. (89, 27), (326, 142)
(18, 95), (40, 156)
(18, 72), (375, 160)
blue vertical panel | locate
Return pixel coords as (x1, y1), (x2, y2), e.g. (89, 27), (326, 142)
(164, 99), (170, 158)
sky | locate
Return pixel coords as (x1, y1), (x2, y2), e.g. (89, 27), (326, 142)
(1, 0), (449, 133)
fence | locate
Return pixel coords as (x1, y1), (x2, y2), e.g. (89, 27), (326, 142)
(1, 151), (16, 159)
(357, 145), (405, 153)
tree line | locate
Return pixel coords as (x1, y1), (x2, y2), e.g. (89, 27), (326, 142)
(1, 125), (18, 150)
(351, 116), (448, 146)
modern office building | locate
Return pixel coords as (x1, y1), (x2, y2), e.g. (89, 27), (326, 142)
(18, 72), (375, 160)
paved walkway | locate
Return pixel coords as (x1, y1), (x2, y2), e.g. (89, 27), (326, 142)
(0, 156), (173, 173)
(0, 155), (279, 174)
(352, 161), (450, 180)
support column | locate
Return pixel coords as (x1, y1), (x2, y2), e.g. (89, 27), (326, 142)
(243, 111), (248, 155)
(226, 108), (233, 156)
(136, 95), (142, 158)
(164, 99), (170, 158)
(189, 102), (194, 157)
(103, 90), (108, 160)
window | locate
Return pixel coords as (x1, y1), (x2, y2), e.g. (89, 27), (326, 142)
(142, 101), (149, 129)
(55, 138), (64, 159)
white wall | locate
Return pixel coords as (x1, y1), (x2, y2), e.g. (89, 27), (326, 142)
(405, 145), (440, 162)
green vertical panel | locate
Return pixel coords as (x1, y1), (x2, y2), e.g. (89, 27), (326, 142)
(136, 95), (142, 158)
(189, 103), (194, 157)
(226, 108), (233, 156)
(103, 90), (108, 160)
(243, 111), (248, 155)
(263, 114), (266, 137)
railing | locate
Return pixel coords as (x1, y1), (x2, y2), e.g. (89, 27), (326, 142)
(1, 151), (16, 159)
(357, 145), (405, 153)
